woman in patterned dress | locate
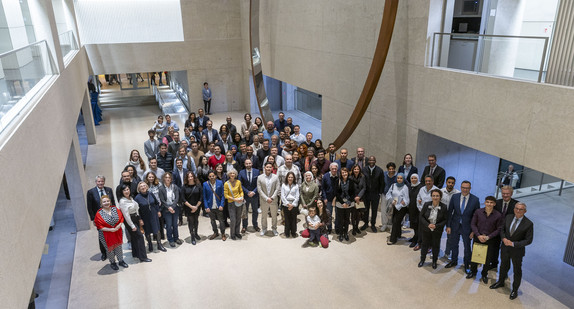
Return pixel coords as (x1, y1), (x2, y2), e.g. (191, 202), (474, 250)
(94, 195), (129, 270)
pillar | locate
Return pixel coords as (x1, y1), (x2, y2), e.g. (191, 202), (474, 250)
(64, 131), (91, 231)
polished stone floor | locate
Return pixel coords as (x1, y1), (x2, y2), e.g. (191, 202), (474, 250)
(40, 98), (570, 308)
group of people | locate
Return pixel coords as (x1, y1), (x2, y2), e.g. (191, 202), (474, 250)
(87, 109), (533, 300)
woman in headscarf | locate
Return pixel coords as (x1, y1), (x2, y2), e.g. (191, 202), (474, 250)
(299, 171), (319, 218)
(386, 172), (410, 245)
(408, 173), (424, 248)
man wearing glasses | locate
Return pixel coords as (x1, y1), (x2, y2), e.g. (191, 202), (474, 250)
(489, 202), (534, 300)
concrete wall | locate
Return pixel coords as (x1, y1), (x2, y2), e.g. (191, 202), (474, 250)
(0, 48), (90, 308)
(84, 0), (245, 114)
(245, 0), (574, 184)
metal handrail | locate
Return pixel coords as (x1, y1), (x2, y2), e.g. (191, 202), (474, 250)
(431, 32), (550, 83)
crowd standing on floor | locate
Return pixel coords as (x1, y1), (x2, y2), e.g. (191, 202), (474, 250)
(87, 103), (534, 300)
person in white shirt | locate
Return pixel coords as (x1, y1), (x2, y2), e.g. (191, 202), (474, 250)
(281, 172), (300, 238)
(306, 207), (321, 246)
(264, 147), (285, 167)
(386, 173), (410, 245)
(440, 176), (460, 258)
(118, 184), (151, 262)
(277, 154), (301, 185)
(290, 125), (306, 145)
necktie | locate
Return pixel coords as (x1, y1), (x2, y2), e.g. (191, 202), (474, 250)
(510, 218), (519, 236)
(461, 196), (467, 214)
(503, 202), (508, 214)
(248, 171), (251, 183)
(99, 189), (104, 197)
(430, 167), (435, 176)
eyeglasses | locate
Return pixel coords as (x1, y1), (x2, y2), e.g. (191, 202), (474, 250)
(515, 208), (526, 212)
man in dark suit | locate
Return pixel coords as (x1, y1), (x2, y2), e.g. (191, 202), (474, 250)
(491, 185), (519, 269)
(322, 162), (340, 233)
(361, 156), (385, 233)
(86, 175), (116, 261)
(421, 154), (446, 188)
(195, 108), (210, 129)
(202, 120), (220, 143)
(490, 202), (534, 300)
(238, 145), (260, 170)
(445, 180), (480, 272)
(238, 158), (260, 233)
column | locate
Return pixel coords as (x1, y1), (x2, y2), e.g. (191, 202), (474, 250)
(546, 0), (574, 86)
(64, 132), (91, 231)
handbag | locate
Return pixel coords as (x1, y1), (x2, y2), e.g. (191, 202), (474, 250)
(471, 242), (488, 264)
(355, 201), (365, 209)
(227, 181), (244, 207)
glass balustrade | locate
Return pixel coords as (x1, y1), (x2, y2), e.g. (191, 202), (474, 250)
(0, 40), (58, 134)
(59, 30), (79, 63)
(431, 33), (549, 83)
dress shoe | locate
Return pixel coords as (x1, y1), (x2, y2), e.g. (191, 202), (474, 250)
(209, 233), (219, 240)
(344, 234), (349, 241)
(489, 281), (505, 289)
(418, 261), (425, 267)
(118, 261), (129, 268)
(360, 224), (368, 231)
(510, 290), (518, 300)
(338, 235), (344, 241)
(371, 226), (377, 233)
(231, 236), (237, 240)
(466, 272), (476, 279)
(139, 258), (152, 262)
(157, 241), (167, 252)
(169, 242), (176, 247)
(292, 233), (298, 238)
(409, 242), (417, 248)
(481, 275), (488, 284)
(352, 230), (357, 236)
(241, 228), (246, 234)
(432, 262), (437, 269)
(222, 235), (227, 241)
(110, 263), (119, 270)
(194, 234), (201, 240)
(413, 245), (421, 251)
(236, 234), (242, 239)
(408, 237), (414, 242)
(101, 253), (107, 261)
(191, 238), (196, 245)
(175, 239), (183, 245)
(254, 227), (261, 232)
(445, 261), (457, 268)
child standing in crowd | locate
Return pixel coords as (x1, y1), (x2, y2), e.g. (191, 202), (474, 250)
(306, 207), (321, 246)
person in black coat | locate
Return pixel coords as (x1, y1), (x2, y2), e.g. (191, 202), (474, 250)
(418, 189), (448, 269)
(181, 171), (203, 245)
(490, 202), (534, 300)
(334, 168), (355, 241)
(360, 156), (385, 233)
(87, 175), (116, 261)
(421, 154), (446, 189)
(491, 185), (520, 269)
